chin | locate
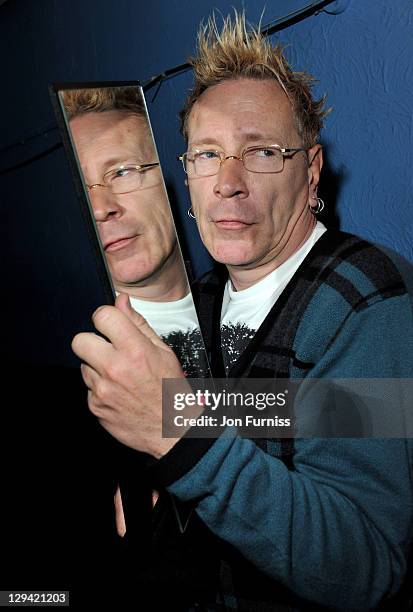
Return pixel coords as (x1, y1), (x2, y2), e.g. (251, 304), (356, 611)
(111, 263), (159, 286)
(210, 244), (257, 267)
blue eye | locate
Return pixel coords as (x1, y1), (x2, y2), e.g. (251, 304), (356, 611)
(113, 167), (131, 178)
(254, 148), (276, 157)
(196, 150), (220, 160)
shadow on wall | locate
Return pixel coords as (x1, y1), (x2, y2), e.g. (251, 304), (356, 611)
(317, 144), (347, 229)
(166, 178), (213, 282)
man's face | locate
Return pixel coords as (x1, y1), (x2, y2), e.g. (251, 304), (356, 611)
(70, 111), (177, 290)
(186, 78), (322, 273)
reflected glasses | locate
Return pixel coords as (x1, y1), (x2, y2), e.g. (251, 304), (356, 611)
(178, 145), (307, 178)
(87, 162), (160, 195)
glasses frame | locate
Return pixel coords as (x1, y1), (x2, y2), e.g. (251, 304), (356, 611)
(87, 162), (160, 195)
(178, 145), (308, 177)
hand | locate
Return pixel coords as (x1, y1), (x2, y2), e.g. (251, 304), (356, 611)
(71, 293), (184, 458)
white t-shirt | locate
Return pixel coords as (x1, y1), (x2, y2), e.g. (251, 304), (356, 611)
(129, 292), (199, 338)
(127, 292), (209, 377)
(220, 222), (327, 370)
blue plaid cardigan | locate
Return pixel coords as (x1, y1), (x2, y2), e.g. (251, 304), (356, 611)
(152, 230), (413, 611)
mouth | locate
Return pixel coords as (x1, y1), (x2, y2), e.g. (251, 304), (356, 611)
(104, 235), (138, 252)
(213, 219), (253, 230)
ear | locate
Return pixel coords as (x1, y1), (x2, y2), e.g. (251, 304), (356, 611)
(307, 144), (323, 197)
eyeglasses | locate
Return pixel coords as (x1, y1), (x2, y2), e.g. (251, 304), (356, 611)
(178, 145), (307, 178)
(86, 162), (160, 195)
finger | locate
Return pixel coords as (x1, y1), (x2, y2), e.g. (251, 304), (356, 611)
(94, 300), (161, 352)
(72, 331), (114, 374)
(114, 486), (127, 537)
(81, 364), (117, 418)
(92, 303), (153, 352)
(80, 363), (100, 391)
(115, 293), (134, 318)
(115, 293), (167, 348)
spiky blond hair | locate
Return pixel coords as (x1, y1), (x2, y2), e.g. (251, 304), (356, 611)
(180, 11), (328, 147)
(61, 86), (145, 121)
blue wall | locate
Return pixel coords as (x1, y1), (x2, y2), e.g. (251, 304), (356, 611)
(1, 0), (412, 279)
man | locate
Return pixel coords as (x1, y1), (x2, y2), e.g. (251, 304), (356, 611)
(65, 86), (207, 375)
(72, 13), (413, 611)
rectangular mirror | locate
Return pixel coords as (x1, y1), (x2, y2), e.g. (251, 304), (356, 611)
(50, 81), (210, 378)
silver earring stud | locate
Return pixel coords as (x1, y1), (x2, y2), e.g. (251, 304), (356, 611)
(187, 207), (196, 219)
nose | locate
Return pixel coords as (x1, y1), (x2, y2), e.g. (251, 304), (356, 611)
(213, 156), (249, 200)
(88, 185), (122, 222)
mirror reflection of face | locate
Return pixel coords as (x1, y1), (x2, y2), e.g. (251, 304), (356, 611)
(70, 110), (184, 300)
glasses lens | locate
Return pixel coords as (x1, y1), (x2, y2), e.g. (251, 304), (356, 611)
(186, 150), (221, 177)
(106, 165), (161, 194)
(105, 166), (142, 194)
(243, 147), (283, 173)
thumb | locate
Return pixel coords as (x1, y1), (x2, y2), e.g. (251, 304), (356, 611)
(115, 292), (135, 319)
(115, 293), (167, 348)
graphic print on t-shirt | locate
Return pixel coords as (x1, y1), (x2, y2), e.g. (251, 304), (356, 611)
(221, 322), (256, 371)
(162, 327), (209, 377)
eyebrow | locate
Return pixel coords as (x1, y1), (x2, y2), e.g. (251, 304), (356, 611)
(188, 139), (220, 149)
(189, 132), (285, 148)
(100, 156), (129, 171)
(100, 155), (150, 173)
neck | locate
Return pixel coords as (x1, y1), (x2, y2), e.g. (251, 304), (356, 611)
(115, 247), (189, 302)
(228, 214), (316, 292)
